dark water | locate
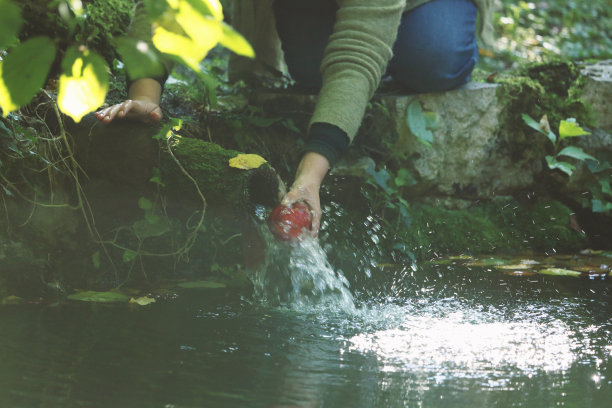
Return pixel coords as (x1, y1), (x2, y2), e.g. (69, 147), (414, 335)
(1, 251), (612, 407)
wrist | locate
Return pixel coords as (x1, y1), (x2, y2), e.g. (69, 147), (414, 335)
(294, 152), (329, 189)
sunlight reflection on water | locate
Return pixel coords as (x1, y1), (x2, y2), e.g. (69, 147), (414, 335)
(349, 303), (579, 376)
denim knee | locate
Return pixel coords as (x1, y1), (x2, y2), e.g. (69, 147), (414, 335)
(388, 0), (479, 93)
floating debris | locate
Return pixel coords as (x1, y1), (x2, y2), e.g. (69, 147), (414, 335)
(67, 290), (130, 303)
(129, 296), (156, 306)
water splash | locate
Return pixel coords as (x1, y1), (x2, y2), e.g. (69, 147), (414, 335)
(250, 224), (355, 311)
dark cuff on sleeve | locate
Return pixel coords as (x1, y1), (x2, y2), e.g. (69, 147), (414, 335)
(300, 122), (350, 167)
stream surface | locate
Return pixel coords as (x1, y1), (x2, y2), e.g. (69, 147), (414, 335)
(1, 238), (612, 407)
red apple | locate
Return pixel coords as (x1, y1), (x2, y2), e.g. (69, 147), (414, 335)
(267, 203), (313, 242)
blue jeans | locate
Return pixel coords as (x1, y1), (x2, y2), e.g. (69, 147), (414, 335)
(273, 0), (479, 92)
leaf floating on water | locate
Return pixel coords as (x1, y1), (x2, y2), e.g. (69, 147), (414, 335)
(502, 270), (537, 277)
(447, 255), (473, 261)
(228, 154), (267, 170)
(469, 258), (509, 266)
(2, 295), (23, 305)
(67, 290), (130, 303)
(177, 280), (227, 289)
(495, 264), (532, 270)
(539, 268), (581, 277)
(129, 296), (156, 306)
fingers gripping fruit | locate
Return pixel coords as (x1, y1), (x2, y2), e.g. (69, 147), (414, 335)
(267, 203), (313, 242)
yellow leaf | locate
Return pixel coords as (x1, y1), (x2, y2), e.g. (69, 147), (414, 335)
(219, 22), (255, 58)
(229, 154), (267, 170)
(57, 47), (108, 123)
(2, 295), (23, 305)
(152, 0), (223, 71)
(129, 296), (156, 306)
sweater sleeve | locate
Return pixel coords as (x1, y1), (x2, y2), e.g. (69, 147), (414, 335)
(309, 0), (405, 142)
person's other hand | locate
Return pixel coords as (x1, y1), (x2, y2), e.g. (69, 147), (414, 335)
(281, 152), (330, 236)
(95, 99), (162, 124)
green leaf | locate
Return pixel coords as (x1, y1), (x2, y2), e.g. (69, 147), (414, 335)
(406, 100), (433, 147)
(144, 213), (160, 224)
(138, 197), (153, 211)
(0, 0), (22, 49)
(57, 46), (109, 123)
(546, 155), (574, 176)
(0, 37), (56, 115)
(559, 119), (590, 140)
(149, 167), (165, 186)
(68, 290), (130, 303)
(592, 199), (612, 213)
(600, 179), (612, 196)
(92, 251), (101, 269)
(365, 166), (393, 193)
(521, 113), (544, 133)
(122, 250), (138, 263)
(557, 146), (597, 162)
(522, 113), (556, 145)
(539, 268), (581, 277)
(422, 111), (439, 130)
(177, 280), (227, 289)
(395, 168), (416, 187)
(115, 36), (166, 80)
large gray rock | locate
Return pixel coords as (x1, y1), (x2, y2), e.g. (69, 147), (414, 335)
(371, 82), (543, 197)
(581, 60), (612, 133)
(258, 61), (612, 199)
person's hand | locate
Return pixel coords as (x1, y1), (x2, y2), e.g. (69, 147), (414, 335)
(281, 152), (330, 236)
(95, 99), (162, 124)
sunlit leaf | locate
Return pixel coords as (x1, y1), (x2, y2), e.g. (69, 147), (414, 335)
(57, 46), (109, 123)
(557, 146), (597, 162)
(228, 154), (267, 170)
(177, 280), (227, 289)
(115, 37), (166, 80)
(129, 296), (156, 306)
(152, 0), (222, 70)
(68, 290), (130, 302)
(0, 0), (22, 49)
(539, 268), (581, 277)
(545, 155), (574, 176)
(559, 119), (590, 140)
(0, 37), (56, 115)
(219, 22), (255, 58)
